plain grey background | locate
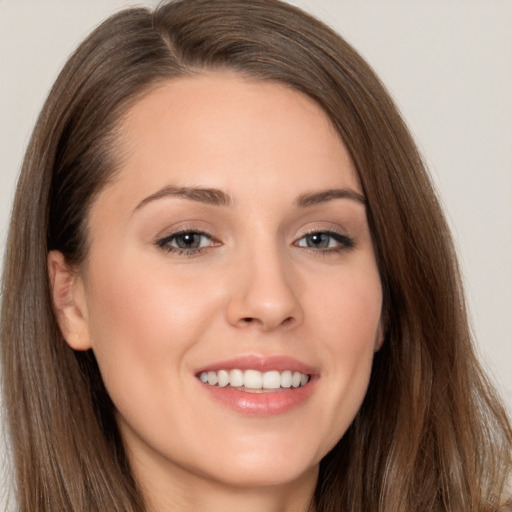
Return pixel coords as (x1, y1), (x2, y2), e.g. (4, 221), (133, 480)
(1, 1), (511, 508)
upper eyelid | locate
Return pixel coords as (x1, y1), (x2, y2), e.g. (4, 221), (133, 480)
(159, 230), (207, 238)
(297, 226), (344, 236)
(294, 227), (350, 240)
(156, 227), (213, 241)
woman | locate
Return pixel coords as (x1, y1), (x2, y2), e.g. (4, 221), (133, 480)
(1, 0), (511, 510)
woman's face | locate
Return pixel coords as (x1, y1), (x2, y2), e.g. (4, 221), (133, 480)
(57, 73), (383, 495)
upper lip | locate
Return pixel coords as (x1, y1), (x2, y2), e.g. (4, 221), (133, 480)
(195, 354), (318, 376)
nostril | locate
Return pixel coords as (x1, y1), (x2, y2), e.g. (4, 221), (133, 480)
(239, 316), (294, 329)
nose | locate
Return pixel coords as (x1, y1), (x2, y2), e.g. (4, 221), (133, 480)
(225, 246), (303, 332)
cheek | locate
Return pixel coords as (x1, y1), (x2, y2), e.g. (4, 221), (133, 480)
(324, 269), (382, 375)
(310, 262), (382, 349)
(86, 252), (221, 345)
(303, 266), (382, 447)
(83, 255), (224, 410)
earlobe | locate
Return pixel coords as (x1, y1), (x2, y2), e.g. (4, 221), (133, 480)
(375, 329), (385, 352)
(48, 250), (92, 351)
(374, 317), (386, 352)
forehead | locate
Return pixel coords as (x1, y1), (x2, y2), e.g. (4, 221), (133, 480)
(107, 71), (360, 206)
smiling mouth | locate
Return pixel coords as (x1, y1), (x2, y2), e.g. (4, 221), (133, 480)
(198, 369), (310, 392)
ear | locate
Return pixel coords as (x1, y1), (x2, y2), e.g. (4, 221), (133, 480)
(48, 250), (92, 351)
(375, 327), (385, 352)
(374, 316), (386, 352)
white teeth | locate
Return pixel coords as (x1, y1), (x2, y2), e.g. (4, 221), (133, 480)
(229, 369), (244, 387)
(281, 370), (292, 388)
(262, 370), (281, 389)
(217, 369), (229, 387)
(244, 369), (262, 389)
(198, 369), (310, 390)
(291, 371), (302, 388)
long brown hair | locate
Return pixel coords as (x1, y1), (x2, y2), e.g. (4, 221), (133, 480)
(1, 1), (511, 510)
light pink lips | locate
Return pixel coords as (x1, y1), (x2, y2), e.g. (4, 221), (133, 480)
(196, 355), (318, 416)
(196, 354), (317, 374)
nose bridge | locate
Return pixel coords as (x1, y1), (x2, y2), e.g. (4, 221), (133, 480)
(226, 235), (302, 331)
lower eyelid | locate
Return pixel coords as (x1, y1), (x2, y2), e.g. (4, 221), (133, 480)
(169, 247), (207, 257)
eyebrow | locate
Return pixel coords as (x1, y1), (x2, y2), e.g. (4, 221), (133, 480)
(295, 188), (366, 207)
(133, 185), (365, 213)
(134, 186), (234, 212)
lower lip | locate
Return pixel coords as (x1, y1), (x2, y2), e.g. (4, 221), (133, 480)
(199, 379), (317, 416)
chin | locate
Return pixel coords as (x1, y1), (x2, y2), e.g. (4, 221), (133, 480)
(194, 443), (321, 489)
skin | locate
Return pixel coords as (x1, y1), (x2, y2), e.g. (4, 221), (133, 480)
(50, 72), (383, 512)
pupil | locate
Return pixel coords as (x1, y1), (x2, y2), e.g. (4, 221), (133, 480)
(177, 233), (200, 249)
(308, 233), (328, 248)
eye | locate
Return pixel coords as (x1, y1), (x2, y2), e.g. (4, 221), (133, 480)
(295, 231), (354, 251)
(156, 230), (217, 254)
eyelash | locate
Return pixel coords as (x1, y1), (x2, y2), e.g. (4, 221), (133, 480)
(155, 229), (354, 257)
(294, 229), (355, 254)
(156, 229), (217, 257)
